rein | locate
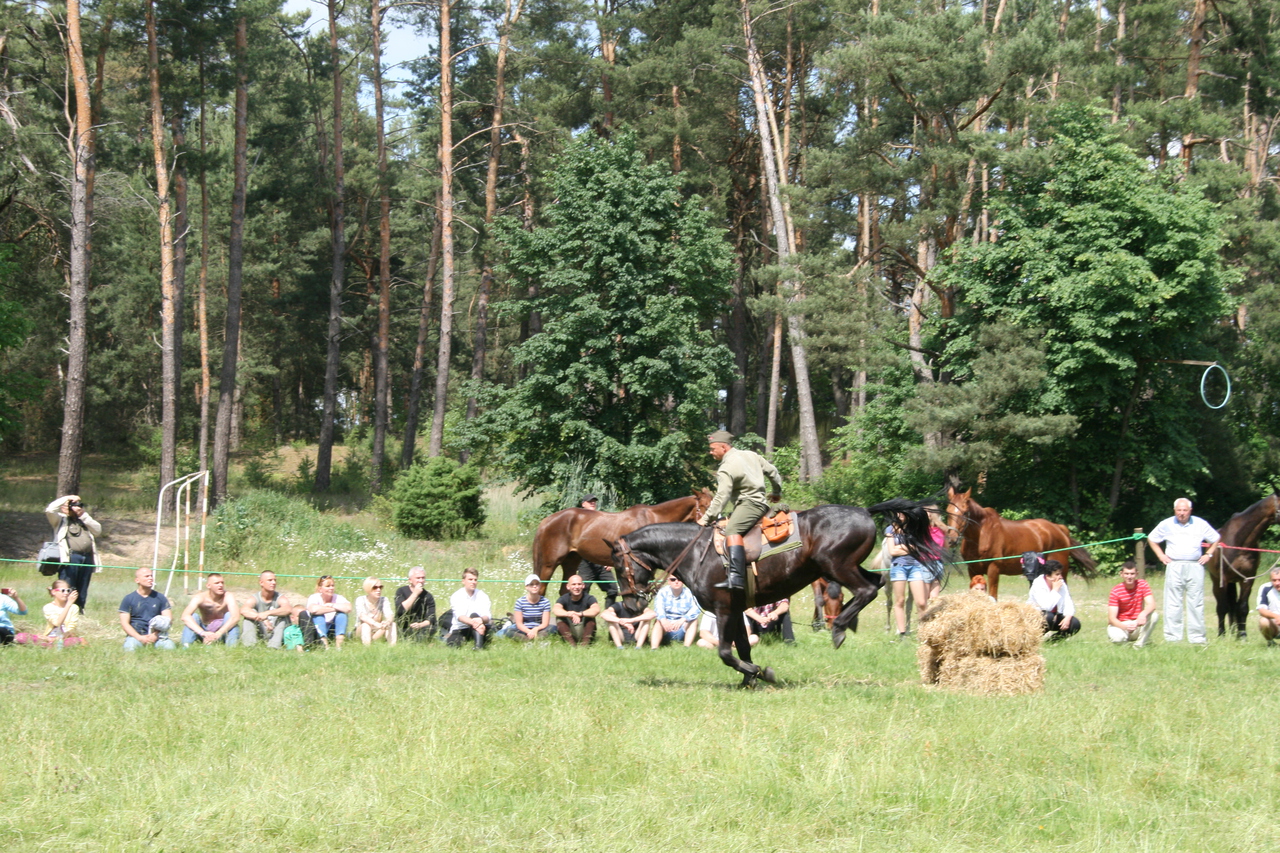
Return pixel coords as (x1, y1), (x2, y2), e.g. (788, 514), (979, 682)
(617, 529), (708, 599)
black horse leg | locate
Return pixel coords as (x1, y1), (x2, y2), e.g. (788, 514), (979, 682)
(1215, 582), (1235, 638)
(718, 604), (763, 687)
(831, 579), (880, 650)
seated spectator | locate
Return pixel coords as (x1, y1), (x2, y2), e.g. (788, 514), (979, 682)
(356, 577), (397, 645)
(969, 574), (997, 602)
(552, 574), (600, 646)
(119, 568), (177, 651)
(181, 573), (242, 647)
(395, 566), (436, 641)
(696, 610), (758, 649)
(601, 598), (654, 648)
(15, 580), (87, 647)
(498, 574), (554, 641)
(1257, 568), (1280, 646)
(746, 598), (794, 644)
(1107, 560), (1159, 647)
(1027, 560), (1079, 640)
(0, 586), (28, 645)
(240, 571), (293, 649)
(306, 575), (352, 650)
(445, 568), (492, 649)
(650, 575), (701, 648)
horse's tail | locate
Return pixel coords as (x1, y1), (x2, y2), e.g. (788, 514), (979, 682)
(1066, 536), (1098, 580)
(531, 517), (551, 582)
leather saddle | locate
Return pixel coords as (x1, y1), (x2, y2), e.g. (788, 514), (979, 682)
(711, 509), (795, 563)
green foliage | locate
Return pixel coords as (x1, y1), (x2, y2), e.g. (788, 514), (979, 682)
(934, 105), (1237, 526)
(0, 244), (40, 439)
(391, 458), (486, 540)
(209, 489), (378, 563)
(494, 131), (735, 505)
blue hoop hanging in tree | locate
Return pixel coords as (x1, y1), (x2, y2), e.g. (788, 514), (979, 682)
(1200, 363), (1231, 410)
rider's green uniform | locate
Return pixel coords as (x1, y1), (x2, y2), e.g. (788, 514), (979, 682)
(698, 447), (783, 536)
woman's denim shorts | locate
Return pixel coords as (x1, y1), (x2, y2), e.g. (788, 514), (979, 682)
(889, 560), (930, 583)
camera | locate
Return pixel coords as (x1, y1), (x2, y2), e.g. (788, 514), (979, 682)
(68, 500), (84, 509)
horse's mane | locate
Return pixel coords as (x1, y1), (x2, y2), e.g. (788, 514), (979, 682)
(868, 498), (943, 564)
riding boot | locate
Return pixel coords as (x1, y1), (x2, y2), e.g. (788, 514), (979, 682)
(716, 545), (747, 590)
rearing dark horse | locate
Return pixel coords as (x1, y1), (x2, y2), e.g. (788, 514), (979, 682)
(610, 505), (881, 687)
(1207, 491), (1280, 638)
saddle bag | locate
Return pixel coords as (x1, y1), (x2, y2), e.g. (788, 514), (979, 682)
(760, 510), (792, 544)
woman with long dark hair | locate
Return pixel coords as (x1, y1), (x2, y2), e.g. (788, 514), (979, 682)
(870, 499), (945, 639)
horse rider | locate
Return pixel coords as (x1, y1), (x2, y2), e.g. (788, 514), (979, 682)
(695, 430), (783, 590)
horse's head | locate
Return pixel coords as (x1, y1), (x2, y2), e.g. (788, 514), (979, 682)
(610, 534), (662, 610)
(689, 488), (713, 521)
(944, 486), (972, 547)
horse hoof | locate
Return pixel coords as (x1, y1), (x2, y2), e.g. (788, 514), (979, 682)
(760, 666), (777, 684)
(832, 628), (846, 649)
(811, 620), (824, 632)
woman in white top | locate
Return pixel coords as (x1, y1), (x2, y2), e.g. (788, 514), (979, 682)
(356, 577), (397, 645)
(1027, 560), (1079, 640)
(306, 575), (352, 649)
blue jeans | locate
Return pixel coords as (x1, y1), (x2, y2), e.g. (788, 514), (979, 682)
(311, 611), (348, 641)
(181, 615), (241, 647)
(59, 552), (95, 611)
(123, 636), (177, 651)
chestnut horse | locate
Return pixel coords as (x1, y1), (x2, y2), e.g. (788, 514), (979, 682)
(1207, 491), (1280, 638)
(945, 486), (1096, 599)
(530, 490), (712, 592)
(611, 505), (882, 687)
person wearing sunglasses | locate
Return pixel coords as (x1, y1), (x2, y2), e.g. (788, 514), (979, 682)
(356, 577), (397, 645)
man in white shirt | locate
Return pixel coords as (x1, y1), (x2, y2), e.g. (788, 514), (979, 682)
(1256, 568), (1280, 646)
(446, 568), (492, 649)
(1148, 498), (1220, 644)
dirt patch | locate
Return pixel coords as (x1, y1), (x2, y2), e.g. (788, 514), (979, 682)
(0, 510), (171, 572)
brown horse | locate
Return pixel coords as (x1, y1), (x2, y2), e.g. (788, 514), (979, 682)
(1207, 492), (1280, 639)
(945, 487), (1097, 599)
(530, 490), (712, 591)
(611, 505), (883, 686)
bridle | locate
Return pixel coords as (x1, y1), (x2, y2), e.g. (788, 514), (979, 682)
(614, 528), (709, 601)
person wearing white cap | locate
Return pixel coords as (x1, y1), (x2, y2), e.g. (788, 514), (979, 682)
(499, 574), (554, 640)
(695, 430), (783, 590)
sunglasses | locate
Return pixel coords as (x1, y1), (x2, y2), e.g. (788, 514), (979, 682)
(372, 585), (383, 590)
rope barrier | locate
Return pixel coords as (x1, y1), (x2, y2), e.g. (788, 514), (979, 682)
(1218, 543), (1280, 555)
(950, 532), (1147, 567)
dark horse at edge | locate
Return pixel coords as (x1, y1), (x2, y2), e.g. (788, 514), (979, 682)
(610, 505), (881, 687)
(530, 491), (712, 593)
(1207, 491), (1280, 638)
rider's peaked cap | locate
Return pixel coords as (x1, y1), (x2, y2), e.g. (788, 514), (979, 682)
(707, 430), (735, 445)
(580, 494), (598, 503)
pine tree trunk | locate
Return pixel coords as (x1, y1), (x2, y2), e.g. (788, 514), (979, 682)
(197, 59), (212, 503)
(212, 15), (248, 505)
(429, 0), (455, 458)
(401, 192), (441, 469)
(57, 0), (95, 498)
(316, 0), (347, 490)
(147, 0), (180, 501)
(370, 0), (391, 493)
(741, 0), (822, 478)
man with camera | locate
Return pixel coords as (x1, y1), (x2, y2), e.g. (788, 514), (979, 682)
(45, 495), (102, 610)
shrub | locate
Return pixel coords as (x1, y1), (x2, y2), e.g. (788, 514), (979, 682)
(391, 458), (486, 540)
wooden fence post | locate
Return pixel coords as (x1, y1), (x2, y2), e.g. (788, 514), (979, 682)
(1134, 528), (1146, 579)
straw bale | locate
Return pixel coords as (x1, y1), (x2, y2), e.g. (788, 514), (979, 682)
(946, 600), (1044, 659)
(917, 592), (991, 651)
(916, 641), (941, 685)
(936, 653), (1045, 696)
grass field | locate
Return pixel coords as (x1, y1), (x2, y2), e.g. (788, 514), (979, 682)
(2, 456), (1277, 852)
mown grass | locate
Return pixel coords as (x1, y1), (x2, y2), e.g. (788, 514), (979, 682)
(1, 594), (1276, 853)
(3, 455), (1276, 851)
